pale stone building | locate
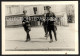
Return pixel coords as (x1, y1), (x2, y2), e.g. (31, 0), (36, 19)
(5, 5), (74, 26)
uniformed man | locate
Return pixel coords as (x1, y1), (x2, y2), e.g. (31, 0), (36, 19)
(45, 6), (57, 43)
(22, 10), (31, 42)
(42, 14), (48, 38)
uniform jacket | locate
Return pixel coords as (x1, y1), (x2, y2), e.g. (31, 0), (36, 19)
(22, 16), (31, 31)
(45, 12), (57, 31)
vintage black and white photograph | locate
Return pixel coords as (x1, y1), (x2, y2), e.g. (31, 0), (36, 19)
(2, 1), (78, 54)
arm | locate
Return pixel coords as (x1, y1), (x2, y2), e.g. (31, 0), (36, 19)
(52, 13), (56, 21)
(52, 13), (57, 26)
(22, 18), (26, 25)
(48, 12), (56, 21)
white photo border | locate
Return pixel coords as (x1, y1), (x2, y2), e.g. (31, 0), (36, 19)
(1, 1), (78, 55)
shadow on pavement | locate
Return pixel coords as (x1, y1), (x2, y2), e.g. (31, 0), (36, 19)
(6, 40), (49, 43)
(31, 38), (46, 40)
(29, 41), (49, 43)
(6, 40), (25, 42)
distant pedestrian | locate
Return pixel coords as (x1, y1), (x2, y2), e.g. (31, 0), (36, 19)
(42, 14), (48, 38)
(57, 17), (61, 26)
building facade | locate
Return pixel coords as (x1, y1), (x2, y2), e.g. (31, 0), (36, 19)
(5, 5), (75, 26)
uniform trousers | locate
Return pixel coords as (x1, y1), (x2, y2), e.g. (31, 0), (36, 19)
(47, 25), (57, 40)
(23, 25), (31, 40)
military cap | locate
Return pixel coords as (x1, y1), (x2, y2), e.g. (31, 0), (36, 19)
(23, 10), (27, 13)
(45, 6), (51, 9)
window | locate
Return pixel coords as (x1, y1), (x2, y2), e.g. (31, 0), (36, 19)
(33, 7), (37, 14)
(44, 6), (46, 10)
(9, 7), (12, 14)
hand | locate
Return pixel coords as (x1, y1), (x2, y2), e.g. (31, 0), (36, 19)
(43, 19), (45, 21)
(49, 17), (55, 21)
(22, 22), (25, 24)
(26, 21), (29, 23)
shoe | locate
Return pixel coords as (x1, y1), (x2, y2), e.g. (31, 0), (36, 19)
(25, 40), (29, 42)
(28, 39), (31, 41)
(55, 39), (57, 41)
(49, 40), (53, 43)
(45, 35), (47, 37)
(45, 34), (48, 37)
(45, 35), (48, 40)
